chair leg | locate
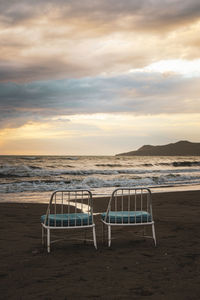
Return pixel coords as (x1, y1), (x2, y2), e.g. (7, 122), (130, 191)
(152, 223), (156, 246)
(83, 229), (87, 244)
(143, 226), (146, 236)
(47, 228), (50, 253)
(108, 225), (111, 247)
(92, 226), (97, 249)
(102, 223), (105, 244)
(42, 226), (44, 245)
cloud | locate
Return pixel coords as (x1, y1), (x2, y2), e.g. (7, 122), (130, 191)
(1, 1), (200, 29)
(0, 72), (200, 129)
(0, 1), (200, 131)
(0, 0), (200, 82)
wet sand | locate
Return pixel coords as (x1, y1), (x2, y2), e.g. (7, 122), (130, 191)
(0, 190), (200, 299)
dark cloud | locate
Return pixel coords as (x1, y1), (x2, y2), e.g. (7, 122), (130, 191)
(1, 0), (200, 30)
(0, 59), (87, 82)
(0, 1), (46, 24)
(0, 72), (200, 129)
(0, 53), (149, 83)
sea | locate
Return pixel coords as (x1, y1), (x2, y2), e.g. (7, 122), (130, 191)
(0, 155), (200, 203)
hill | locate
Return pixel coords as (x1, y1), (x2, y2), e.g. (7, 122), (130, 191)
(116, 141), (200, 156)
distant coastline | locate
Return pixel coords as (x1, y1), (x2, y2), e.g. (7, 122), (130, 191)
(116, 140), (200, 156)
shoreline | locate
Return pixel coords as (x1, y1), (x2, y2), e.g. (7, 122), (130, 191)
(1, 189), (199, 213)
(1, 189), (200, 299)
(0, 184), (200, 204)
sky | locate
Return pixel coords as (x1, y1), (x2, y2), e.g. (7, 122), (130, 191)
(0, 0), (200, 155)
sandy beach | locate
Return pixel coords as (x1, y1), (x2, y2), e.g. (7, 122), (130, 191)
(0, 190), (200, 299)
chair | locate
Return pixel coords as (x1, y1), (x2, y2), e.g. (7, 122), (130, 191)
(101, 188), (156, 247)
(41, 189), (97, 252)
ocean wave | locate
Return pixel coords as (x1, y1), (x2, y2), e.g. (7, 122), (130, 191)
(20, 156), (37, 160)
(95, 164), (123, 167)
(1, 163), (200, 178)
(156, 161), (200, 167)
(0, 164), (47, 177)
(95, 161), (200, 168)
(172, 161), (200, 167)
(1, 174), (200, 193)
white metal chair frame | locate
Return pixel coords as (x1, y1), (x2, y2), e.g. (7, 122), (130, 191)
(41, 189), (97, 252)
(101, 188), (156, 247)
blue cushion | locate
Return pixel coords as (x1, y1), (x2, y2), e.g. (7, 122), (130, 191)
(41, 213), (92, 227)
(101, 211), (152, 224)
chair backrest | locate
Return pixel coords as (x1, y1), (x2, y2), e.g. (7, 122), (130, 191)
(104, 187), (153, 225)
(44, 189), (94, 227)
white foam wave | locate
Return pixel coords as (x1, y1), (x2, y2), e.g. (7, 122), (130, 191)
(1, 174), (200, 193)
